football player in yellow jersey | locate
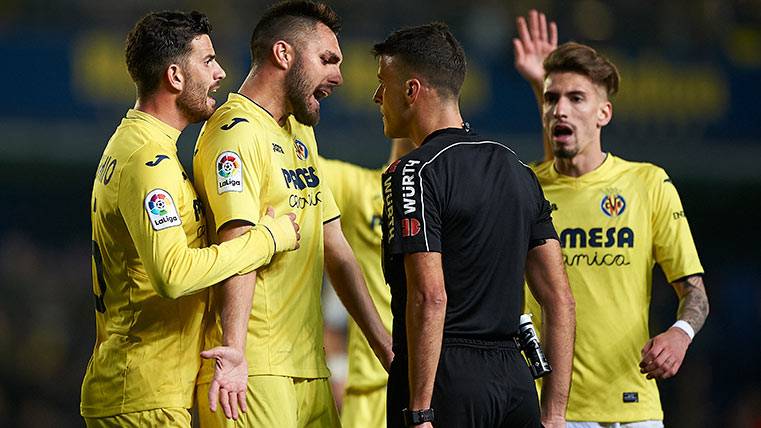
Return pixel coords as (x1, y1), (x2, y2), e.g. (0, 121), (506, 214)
(192, 2), (393, 427)
(320, 138), (415, 428)
(513, 11), (710, 428)
(81, 11), (300, 428)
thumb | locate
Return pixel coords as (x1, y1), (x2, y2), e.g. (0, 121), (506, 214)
(266, 206), (275, 218)
(200, 346), (227, 359)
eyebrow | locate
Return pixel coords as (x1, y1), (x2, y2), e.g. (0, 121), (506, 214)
(544, 89), (587, 98)
(321, 50), (341, 64)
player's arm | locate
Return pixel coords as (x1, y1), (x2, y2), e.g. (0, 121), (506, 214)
(640, 170), (708, 380)
(525, 239), (575, 428)
(202, 220), (256, 421)
(639, 274), (709, 380)
(120, 158), (298, 299)
(404, 251), (445, 422)
(513, 9), (557, 161)
(200, 211), (299, 420)
(324, 219), (393, 370)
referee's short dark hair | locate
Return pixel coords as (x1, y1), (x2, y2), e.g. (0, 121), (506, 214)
(250, 1), (341, 68)
(125, 10), (212, 98)
(373, 22), (467, 100)
(544, 42), (620, 98)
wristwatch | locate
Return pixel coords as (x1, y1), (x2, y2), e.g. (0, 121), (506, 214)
(402, 408), (435, 426)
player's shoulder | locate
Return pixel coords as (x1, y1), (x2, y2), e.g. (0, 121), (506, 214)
(108, 124), (174, 171)
(320, 156), (373, 175)
(121, 143), (181, 185)
(530, 159), (554, 178)
(321, 156), (379, 189)
(206, 98), (259, 132)
(610, 154), (669, 183)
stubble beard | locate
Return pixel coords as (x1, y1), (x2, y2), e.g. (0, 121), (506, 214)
(553, 145), (579, 159)
(285, 55), (319, 126)
(177, 73), (214, 124)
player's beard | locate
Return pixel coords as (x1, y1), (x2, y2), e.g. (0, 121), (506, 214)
(553, 145), (579, 159)
(285, 54), (319, 126)
(177, 73), (215, 124)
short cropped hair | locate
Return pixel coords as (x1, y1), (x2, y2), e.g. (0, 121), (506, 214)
(373, 22), (467, 99)
(544, 42), (620, 98)
(250, 1), (341, 67)
(125, 10), (212, 98)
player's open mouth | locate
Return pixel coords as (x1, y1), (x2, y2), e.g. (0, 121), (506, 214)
(313, 86), (332, 103)
(553, 123), (573, 141)
(206, 86), (220, 106)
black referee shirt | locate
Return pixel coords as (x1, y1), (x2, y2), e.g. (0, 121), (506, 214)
(381, 127), (558, 354)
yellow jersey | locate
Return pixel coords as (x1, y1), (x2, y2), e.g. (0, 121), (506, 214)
(81, 109), (278, 417)
(193, 93), (340, 381)
(320, 157), (391, 392)
(526, 154), (703, 422)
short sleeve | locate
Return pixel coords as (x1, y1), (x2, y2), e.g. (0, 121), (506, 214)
(390, 158), (441, 254)
(321, 175), (341, 223)
(196, 119), (266, 232)
(528, 169), (559, 245)
(650, 168), (704, 282)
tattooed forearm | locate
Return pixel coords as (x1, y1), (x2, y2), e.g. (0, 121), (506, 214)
(672, 275), (709, 334)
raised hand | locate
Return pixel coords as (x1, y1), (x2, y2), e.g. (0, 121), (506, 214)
(513, 9), (558, 87)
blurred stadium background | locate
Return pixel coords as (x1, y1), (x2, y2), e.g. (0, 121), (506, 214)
(0, 0), (759, 426)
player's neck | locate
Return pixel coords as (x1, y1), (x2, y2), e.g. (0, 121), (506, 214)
(411, 101), (463, 147)
(553, 148), (607, 178)
(239, 69), (289, 127)
(134, 96), (189, 132)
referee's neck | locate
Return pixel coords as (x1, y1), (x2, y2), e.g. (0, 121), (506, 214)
(411, 102), (463, 146)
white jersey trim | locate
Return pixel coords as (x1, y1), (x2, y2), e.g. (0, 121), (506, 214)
(417, 140), (524, 251)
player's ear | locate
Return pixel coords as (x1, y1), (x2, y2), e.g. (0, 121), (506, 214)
(598, 101), (613, 128)
(272, 41), (292, 70)
(166, 63), (184, 92)
(405, 79), (422, 104)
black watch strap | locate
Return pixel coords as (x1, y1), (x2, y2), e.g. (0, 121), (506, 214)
(402, 408), (435, 426)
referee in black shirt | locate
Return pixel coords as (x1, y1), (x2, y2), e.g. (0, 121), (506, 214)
(372, 23), (576, 428)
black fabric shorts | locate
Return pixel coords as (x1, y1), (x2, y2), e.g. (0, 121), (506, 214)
(387, 338), (541, 428)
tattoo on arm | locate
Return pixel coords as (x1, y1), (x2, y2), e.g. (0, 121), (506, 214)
(673, 275), (709, 334)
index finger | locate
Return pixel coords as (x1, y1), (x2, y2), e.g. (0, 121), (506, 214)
(208, 380), (220, 412)
(516, 16), (533, 49)
(549, 21), (558, 47)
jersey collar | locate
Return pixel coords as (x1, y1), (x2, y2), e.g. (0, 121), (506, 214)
(125, 109), (181, 144)
(549, 152), (616, 184)
(420, 126), (473, 146)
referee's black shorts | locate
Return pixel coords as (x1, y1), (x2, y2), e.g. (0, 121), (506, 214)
(387, 338), (541, 428)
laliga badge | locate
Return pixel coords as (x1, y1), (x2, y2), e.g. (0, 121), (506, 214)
(216, 151), (243, 194)
(145, 189), (182, 231)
